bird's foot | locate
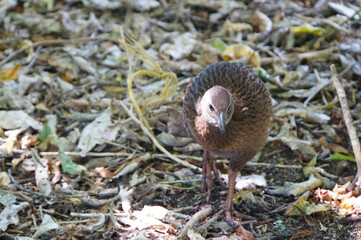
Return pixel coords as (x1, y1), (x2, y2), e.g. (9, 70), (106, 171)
(225, 209), (234, 226)
(216, 209), (255, 239)
(233, 211), (257, 221)
(216, 208), (234, 226)
(218, 209), (257, 226)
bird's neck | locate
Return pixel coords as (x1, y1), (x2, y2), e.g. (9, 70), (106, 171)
(195, 115), (210, 137)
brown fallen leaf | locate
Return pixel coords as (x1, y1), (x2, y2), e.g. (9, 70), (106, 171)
(0, 64), (21, 81)
(319, 137), (350, 155)
(289, 229), (314, 240)
(235, 225), (255, 240)
(95, 167), (115, 178)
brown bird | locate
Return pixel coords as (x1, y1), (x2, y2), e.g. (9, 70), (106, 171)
(183, 62), (272, 224)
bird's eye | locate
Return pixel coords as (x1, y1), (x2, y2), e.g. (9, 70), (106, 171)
(227, 105), (231, 112)
(209, 105), (214, 111)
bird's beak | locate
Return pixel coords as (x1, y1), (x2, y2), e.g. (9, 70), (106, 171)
(218, 111), (226, 136)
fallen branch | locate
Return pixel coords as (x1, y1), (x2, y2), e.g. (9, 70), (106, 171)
(153, 153), (303, 169)
(331, 64), (361, 189)
(70, 213), (106, 232)
(178, 207), (213, 240)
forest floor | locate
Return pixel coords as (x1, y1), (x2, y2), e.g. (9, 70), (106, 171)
(0, 0), (361, 239)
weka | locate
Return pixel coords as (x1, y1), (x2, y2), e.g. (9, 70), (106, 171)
(183, 62), (272, 224)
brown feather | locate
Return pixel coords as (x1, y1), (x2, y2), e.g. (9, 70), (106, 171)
(183, 61), (272, 163)
(183, 62), (272, 224)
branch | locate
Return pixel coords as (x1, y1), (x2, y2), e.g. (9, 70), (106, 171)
(331, 64), (361, 188)
(178, 207), (213, 240)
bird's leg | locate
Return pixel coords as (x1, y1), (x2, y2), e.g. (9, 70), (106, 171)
(211, 158), (226, 188)
(224, 158), (249, 225)
(202, 150), (213, 202)
(224, 166), (239, 225)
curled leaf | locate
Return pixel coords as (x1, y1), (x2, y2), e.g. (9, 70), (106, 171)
(223, 19), (253, 33)
(210, 38), (228, 51)
(221, 44), (260, 67)
(326, 153), (355, 162)
(292, 24), (324, 36)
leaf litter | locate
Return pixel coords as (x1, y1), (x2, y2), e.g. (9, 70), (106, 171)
(0, 0), (361, 239)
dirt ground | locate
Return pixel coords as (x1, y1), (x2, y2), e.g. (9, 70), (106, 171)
(120, 132), (360, 240)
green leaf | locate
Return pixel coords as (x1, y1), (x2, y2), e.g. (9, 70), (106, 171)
(303, 154), (318, 176)
(326, 153), (355, 162)
(307, 154), (318, 167)
(38, 123), (51, 141)
(210, 38), (228, 51)
(286, 197), (310, 216)
(59, 148), (86, 174)
(252, 67), (271, 81)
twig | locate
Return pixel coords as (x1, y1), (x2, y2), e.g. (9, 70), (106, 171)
(13, 192), (34, 202)
(153, 154), (303, 169)
(8, 150), (134, 160)
(31, 148), (47, 168)
(21, 46), (42, 75)
(16, 221), (33, 230)
(294, 13), (352, 34)
(261, 47), (334, 65)
(246, 162), (302, 169)
(40, 151), (132, 157)
(178, 207), (213, 240)
(197, 215), (220, 235)
(57, 219), (90, 224)
(0, 36), (119, 68)
(8, 169), (45, 197)
(339, 62), (355, 77)
(339, 8), (361, 26)
(303, 69), (332, 106)
(70, 213), (106, 231)
(331, 64), (361, 188)
(109, 209), (128, 231)
(16, 150), (302, 170)
(118, 100), (201, 172)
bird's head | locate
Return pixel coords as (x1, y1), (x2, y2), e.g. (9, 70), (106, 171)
(201, 85), (234, 136)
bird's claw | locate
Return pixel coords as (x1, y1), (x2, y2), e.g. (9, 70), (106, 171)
(216, 208), (235, 226)
(225, 210), (235, 226)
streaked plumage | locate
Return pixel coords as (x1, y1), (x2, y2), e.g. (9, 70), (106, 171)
(183, 62), (272, 224)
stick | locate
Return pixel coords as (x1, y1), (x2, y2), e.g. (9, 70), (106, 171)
(178, 207), (213, 240)
(152, 154), (303, 169)
(261, 47), (334, 65)
(330, 64), (361, 188)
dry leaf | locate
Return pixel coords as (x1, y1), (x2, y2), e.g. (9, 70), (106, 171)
(0, 65), (21, 81)
(221, 44), (261, 67)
